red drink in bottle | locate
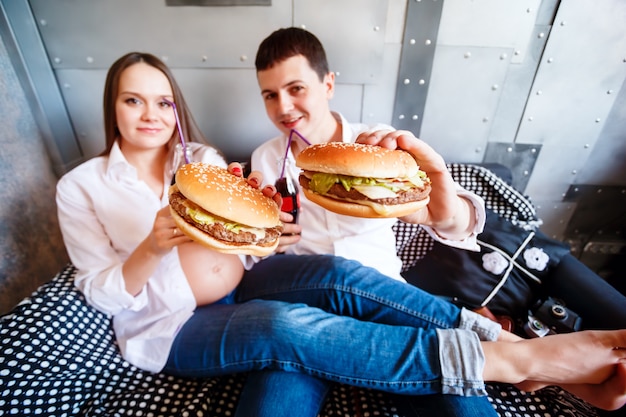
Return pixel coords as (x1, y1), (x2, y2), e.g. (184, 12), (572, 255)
(274, 176), (300, 224)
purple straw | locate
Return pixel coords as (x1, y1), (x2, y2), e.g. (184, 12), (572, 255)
(163, 98), (190, 164)
(279, 129), (312, 178)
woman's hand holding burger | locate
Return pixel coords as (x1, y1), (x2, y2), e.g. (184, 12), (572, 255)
(227, 163), (301, 253)
(356, 130), (476, 241)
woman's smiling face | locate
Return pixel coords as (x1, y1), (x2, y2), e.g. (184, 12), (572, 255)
(115, 62), (176, 153)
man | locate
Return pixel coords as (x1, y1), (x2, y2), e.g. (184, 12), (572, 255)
(243, 26), (495, 417)
(239, 27), (626, 417)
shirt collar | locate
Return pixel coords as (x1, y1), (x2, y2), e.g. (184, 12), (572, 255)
(106, 140), (137, 179)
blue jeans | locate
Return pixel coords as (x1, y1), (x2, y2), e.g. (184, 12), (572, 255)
(164, 255), (498, 397)
(236, 371), (497, 417)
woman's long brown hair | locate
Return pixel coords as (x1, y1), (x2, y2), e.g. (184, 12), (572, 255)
(101, 52), (209, 156)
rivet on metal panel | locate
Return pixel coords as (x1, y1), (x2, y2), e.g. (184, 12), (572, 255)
(54, 57), (61, 64)
(475, 147), (481, 153)
(571, 170), (577, 175)
(491, 84), (499, 91)
(595, 118), (601, 123)
(514, 50), (521, 56)
(531, 148), (537, 153)
(63, 83), (70, 89)
(507, 147), (513, 152)
(527, 8), (532, 13)
(536, 204), (542, 209)
(584, 144), (590, 149)
(528, 116), (534, 121)
(500, 53), (508, 60)
(523, 170), (529, 176)
(161, 56), (169, 62)
(240, 55), (247, 62)
(409, 39), (416, 45)
(547, 58), (553, 63)
(399, 115), (405, 120)
(39, 19), (47, 26)
(300, 24), (306, 29)
(538, 32), (545, 38)
(373, 26), (380, 32)
(574, 187), (579, 192)
(425, 39), (432, 45)
(607, 90), (613, 94)
(560, 21), (567, 26)
(336, 72), (341, 77)
(418, 79), (425, 85)
(403, 79), (411, 85)
(86, 57), (94, 64)
(201, 56), (208, 62)
(412, 115), (419, 120)
(536, 90), (542, 95)
(464, 52), (471, 59)
(482, 117), (489, 123)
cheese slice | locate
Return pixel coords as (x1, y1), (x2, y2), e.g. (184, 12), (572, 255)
(352, 185), (398, 199)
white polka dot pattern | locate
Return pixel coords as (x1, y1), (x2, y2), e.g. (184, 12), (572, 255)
(0, 164), (599, 416)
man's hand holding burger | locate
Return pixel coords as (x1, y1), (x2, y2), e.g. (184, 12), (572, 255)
(356, 130), (477, 241)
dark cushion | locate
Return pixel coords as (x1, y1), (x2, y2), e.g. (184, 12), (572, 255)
(403, 209), (572, 318)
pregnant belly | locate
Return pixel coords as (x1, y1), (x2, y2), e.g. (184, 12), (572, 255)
(177, 242), (245, 306)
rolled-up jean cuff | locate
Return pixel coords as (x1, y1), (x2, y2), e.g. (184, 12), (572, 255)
(436, 328), (487, 396)
(459, 308), (502, 341)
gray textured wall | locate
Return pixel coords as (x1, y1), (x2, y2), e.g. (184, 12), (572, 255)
(0, 35), (69, 314)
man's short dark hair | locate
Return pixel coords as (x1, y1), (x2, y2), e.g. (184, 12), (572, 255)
(255, 27), (329, 81)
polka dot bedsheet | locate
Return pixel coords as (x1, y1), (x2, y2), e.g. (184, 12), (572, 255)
(0, 164), (599, 416)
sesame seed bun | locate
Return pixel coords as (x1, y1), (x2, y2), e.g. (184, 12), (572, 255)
(169, 163), (282, 256)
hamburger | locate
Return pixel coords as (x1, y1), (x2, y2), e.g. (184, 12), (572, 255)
(295, 142), (431, 218)
(168, 162), (283, 256)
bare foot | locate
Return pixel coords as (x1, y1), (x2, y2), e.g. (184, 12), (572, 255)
(559, 362), (626, 411)
(521, 330), (626, 385)
(483, 330), (626, 386)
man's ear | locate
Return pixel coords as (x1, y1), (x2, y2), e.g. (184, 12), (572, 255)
(324, 72), (335, 99)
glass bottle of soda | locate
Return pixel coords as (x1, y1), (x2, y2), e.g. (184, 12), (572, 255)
(274, 159), (300, 224)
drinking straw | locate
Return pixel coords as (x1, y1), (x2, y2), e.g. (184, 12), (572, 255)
(163, 99), (190, 164)
(279, 129), (312, 179)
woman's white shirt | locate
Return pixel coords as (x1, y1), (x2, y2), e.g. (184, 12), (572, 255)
(56, 141), (227, 372)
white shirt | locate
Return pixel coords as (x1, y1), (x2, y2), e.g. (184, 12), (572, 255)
(251, 112), (485, 281)
(56, 141), (228, 372)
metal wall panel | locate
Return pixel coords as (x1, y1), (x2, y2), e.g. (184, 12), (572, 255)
(392, 0), (443, 136)
(27, 0), (396, 163)
(294, 0), (388, 84)
(487, 24), (549, 145)
(54, 69), (105, 158)
(362, 43), (401, 126)
(419, 45), (510, 163)
(437, 0), (540, 63)
(574, 77), (626, 186)
(29, 0), (292, 69)
(519, 1), (626, 202)
(534, 200), (576, 240)
(1, 0), (82, 175)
